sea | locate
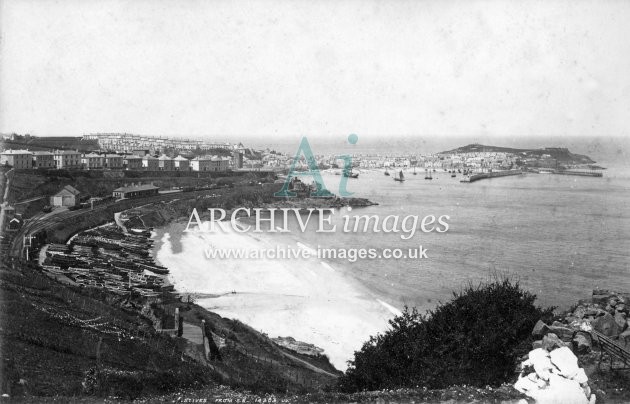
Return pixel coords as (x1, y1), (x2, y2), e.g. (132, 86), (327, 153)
(154, 136), (630, 369)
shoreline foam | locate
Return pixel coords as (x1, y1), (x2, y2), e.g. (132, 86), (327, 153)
(154, 221), (399, 370)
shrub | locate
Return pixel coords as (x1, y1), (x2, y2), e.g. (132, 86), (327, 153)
(338, 279), (554, 392)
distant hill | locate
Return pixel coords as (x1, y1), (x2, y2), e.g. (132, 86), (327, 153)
(440, 143), (595, 164)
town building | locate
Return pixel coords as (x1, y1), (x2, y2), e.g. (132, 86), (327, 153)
(53, 150), (81, 169)
(190, 156), (212, 171)
(32, 151), (55, 168)
(173, 155), (190, 171)
(104, 154), (124, 169)
(123, 155), (143, 170)
(81, 153), (103, 170)
(50, 185), (82, 207)
(0, 150), (33, 169)
(142, 155), (159, 171)
(210, 157), (230, 172)
(157, 155), (174, 171)
(112, 184), (159, 199)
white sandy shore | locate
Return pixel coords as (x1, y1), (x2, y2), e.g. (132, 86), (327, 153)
(155, 221), (398, 370)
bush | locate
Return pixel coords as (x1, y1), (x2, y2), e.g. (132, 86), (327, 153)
(337, 279), (554, 392)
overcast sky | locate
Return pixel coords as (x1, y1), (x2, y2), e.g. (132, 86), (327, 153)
(1, 0), (629, 141)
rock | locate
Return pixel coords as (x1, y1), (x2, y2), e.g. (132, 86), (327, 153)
(532, 319), (550, 338)
(616, 303), (626, 313)
(573, 332), (592, 354)
(549, 324), (575, 341)
(590, 393), (597, 404)
(550, 346), (580, 378)
(514, 373), (539, 394)
(528, 348), (554, 380)
(572, 367), (589, 384)
(532, 340), (543, 350)
(583, 384), (592, 399)
(542, 333), (567, 351)
(592, 293), (611, 306)
(570, 318), (593, 332)
(573, 306), (587, 319)
(585, 307), (606, 317)
(528, 373), (589, 404)
(609, 298), (618, 307)
(591, 312), (621, 336)
(614, 312), (627, 330)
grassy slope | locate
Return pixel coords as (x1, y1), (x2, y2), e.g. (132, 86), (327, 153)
(0, 262), (340, 399)
(1, 177), (340, 399)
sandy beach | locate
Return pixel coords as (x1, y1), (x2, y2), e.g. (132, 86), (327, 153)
(154, 220), (399, 370)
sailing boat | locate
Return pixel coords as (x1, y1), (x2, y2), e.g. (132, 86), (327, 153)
(384, 168), (390, 176)
(343, 168), (359, 178)
(394, 170), (405, 182)
(424, 169), (433, 180)
(413, 166), (417, 175)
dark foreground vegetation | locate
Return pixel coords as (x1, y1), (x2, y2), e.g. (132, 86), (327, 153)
(338, 279), (555, 392)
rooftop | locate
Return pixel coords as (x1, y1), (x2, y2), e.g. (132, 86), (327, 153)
(1, 149), (32, 155)
(113, 184), (159, 193)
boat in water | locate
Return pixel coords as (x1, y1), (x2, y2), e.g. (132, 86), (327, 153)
(394, 170), (405, 182)
(413, 166), (417, 175)
(343, 168), (359, 178)
(384, 168), (390, 176)
(425, 170), (433, 180)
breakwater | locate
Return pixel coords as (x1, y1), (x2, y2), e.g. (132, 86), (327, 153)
(460, 169), (523, 183)
(554, 170), (603, 177)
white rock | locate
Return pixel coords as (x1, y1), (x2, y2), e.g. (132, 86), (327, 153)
(550, 346), (580, 378)
(542, 369), (554, 380)
(583, 384), (591, 398)
(514, 374), (540, 393)
(529, 348), (554, 380)
(529, 348), (550, 361)
(572, 368), (588, 384)
(589, 394), (597, 404)
(529, 373), (589, 404)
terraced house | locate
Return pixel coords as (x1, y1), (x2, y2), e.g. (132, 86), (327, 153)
(142, 155), (159, 171)
(0, 149), (33, 169)
(123, 155), (143, 170)
(157, 155), (174, 171)
(32, 151), (55, 168)
(104, 154), (124, 169)
(81, 153), (103, 169)
(53, 150), (81, 168)
(173, 155), (190, 171)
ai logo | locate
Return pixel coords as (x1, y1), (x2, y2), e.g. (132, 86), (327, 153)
(274, 134), (359, 198)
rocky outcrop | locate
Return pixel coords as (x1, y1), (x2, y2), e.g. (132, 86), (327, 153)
(531, 290), (629, 352)
(515, 346), (595, 404)
(272, 336), (325, 356)
(522, 290), (630, 403)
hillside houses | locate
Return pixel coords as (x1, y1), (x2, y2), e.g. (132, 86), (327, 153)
(1, 150), (32, 169)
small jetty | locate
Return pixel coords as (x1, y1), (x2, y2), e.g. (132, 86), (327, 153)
(460, 169), (523, 183)
(551, 169), (603, 177)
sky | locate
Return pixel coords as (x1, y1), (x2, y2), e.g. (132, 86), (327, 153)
(1, 0), (630, 142)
